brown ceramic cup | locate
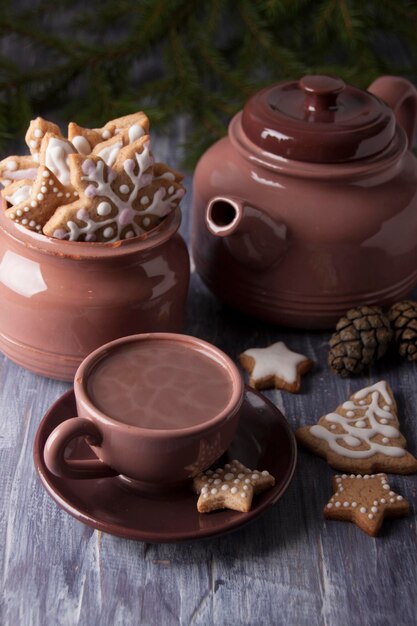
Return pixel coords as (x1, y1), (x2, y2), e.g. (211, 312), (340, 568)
(43, 333), (244, 489)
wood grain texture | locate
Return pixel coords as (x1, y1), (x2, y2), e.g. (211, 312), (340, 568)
(1, 123), (417, 626)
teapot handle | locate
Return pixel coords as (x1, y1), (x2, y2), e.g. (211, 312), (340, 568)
(368, 76), (417, 150)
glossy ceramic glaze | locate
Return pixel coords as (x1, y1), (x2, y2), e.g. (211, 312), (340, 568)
(0, 203), (189, 379)
(192, 75), (417, 328)
(43, 333), (244, 488)
(34, 386), (297, 542)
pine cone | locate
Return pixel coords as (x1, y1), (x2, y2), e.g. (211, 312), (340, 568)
(328, 305), (392, 377)
(388, 300), (417, 361)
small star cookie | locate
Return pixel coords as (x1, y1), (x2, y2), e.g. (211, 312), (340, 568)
(239, 341), (313, 393)
(296, 381), (417, 474)
(324, 473), (409, 536)
(193, 460), (275, 513)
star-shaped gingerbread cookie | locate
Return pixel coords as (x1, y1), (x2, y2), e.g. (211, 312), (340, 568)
(193, 459), (275, 513)
(239, 341), (313, 393)
(324, 473), (409, 536)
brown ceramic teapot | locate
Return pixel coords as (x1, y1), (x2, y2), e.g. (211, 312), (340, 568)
(191, 75), (417, 328)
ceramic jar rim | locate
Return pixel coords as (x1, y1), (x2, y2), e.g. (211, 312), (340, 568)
(0, 198), (182, 260)
(74, 332), (245, 439)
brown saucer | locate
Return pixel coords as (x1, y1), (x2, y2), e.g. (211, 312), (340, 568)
(34, 387), (297, 543)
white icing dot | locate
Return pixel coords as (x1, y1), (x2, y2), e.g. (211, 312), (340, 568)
(326, 503), (333, 509)
(213, 479), (221, 485)
(351, 502), (357, 508)
(143, 217), (151, 227)
(65, 192), (71, 198)
(335, 477), (342, 483)
(48, 179), (53, 185)
(103, 227), (114, 239)
(363, 475), (369, 479)
(7, 160), (18, 171)
(30, 200), (37, 208)
(380, 498), (386, 504)
(346, 411), (355, 417)
(37, 193), (44, 201)
(382, 437), (389, 444)
(389, 491), (395, 496)
(140, 195), (149, 205)
(390, 498), (395, 503)
(9, 213), (15, 219)
(102, 129), (111, 139)
(24, 206), (30, 212)
(335, 502), (341, 508)
(57, 192), (63, 197)
(368, 514), (374, 519)
(41, 186), (47, 193)
(355, 420), (366, 428)
(97, 201), (112, 216)
(243, 485), (249, 490)
(36, 225), (42, 231)
(21, 219), (28, 225)
(119, 184), (129, 194)
(244, 479), (250, 484)
(371, 506), (378, 513)
(383, 405), (390, 411)
(231, 487), (237, 494)
(168, 185), (174, 194)
(373, 500), (378, 506)
(240, 493), (246, 498)
(16, 209), (22, 217)
(342, 474), (347, 479)
(251, 474), (259, 480)
(343, 501), (349, 507)
(29, 220), (36, 227)
(238, 473), (244, 479)
(224, 473), (234, 480)
(74, 191), (79, 196)
(359, 400), (366, 405)
(339, 487), (344, 492)
(380, 419), (388, 425)
(210, 488), (217, 495)
(53, 187), (58, 192)
(397, 495), (403, 501)
(34, 129), (43, 138)
(201, 486), (208, 493)
(383, 484), (390, 490)
(29, 139), (38, 149)
(330, 425), (337, 430)
(203, 493), (208, 498)
(42, 170), (49, 177)
(360, 507), (366, 513)
(124, 230), (135, 239)
(221, 484), (228, 491)
(233, 479), (240, 484)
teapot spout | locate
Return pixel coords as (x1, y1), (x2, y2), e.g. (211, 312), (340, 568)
(206, 196), (244, 237)
(205, 195), (288, 270)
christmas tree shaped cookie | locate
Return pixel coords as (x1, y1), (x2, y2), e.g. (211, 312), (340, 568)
(296, 381), (417, 474)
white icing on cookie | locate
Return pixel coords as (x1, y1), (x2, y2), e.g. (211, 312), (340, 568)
(310, 381), (405, 459)
(5, 184), (32, 205)
(128, 124), (145, 143)
(44, 137), (75, 186)
(3, 167), (37, 181)
(97, 140), (124, 167)
(72, 135), (91, 155)
(242, 341), (309, 384)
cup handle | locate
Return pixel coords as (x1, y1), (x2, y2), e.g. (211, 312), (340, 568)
(44, 417), (118, 480)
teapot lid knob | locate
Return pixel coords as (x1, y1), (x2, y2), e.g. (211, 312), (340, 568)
(299, 75), (345, 112)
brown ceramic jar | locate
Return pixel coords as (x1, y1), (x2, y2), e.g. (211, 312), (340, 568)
(0, 203), (189, 380)
(192, 75), (417, 328)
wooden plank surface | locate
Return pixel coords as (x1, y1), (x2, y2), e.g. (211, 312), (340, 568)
(1, 125), (417, 626)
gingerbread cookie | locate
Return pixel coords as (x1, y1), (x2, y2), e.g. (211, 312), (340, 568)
(324, 473), (409, 536)
(5, 165), (78, 232)
(39, 133), (76, 186)
(0, 155), (38, 185)
(239, 341), (313, 393)
(296, 381), (417, 474)
(43, 137), (185, 242)
(25, 117), (62, 164)
(193, 460), (275, 513)
(1, 179), (32, 205)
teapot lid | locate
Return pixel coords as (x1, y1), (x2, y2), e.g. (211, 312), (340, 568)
(241, 75), (396, 163)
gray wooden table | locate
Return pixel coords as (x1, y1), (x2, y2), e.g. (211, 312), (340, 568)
(1, 126), (416, 626)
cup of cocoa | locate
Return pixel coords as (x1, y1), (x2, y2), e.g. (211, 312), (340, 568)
(43, 333), (244, 489)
